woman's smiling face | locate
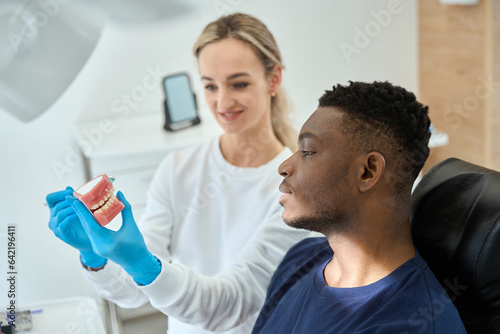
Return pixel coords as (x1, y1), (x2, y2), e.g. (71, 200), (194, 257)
(198, 38), (276, 136)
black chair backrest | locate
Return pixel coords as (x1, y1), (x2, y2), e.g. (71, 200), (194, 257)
(410, 158), (500, 334)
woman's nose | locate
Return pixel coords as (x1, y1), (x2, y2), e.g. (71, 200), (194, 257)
(217, 88), (235, 111)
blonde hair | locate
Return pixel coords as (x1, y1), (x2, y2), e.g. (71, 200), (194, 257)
(193, 13), (298, 151)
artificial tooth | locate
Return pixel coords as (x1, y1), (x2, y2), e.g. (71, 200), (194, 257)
(95, 208), (102, 214)
(102, 203), (110, 210)
(91, 204), (99, 210)
(98, 200), (105, 206)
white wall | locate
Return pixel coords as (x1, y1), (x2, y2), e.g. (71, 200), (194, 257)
(0, 0), (417, 309)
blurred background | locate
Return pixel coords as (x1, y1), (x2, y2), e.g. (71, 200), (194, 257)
(0, 0), (498, 332)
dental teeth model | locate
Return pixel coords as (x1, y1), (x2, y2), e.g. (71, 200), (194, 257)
(73, 174), (125, 227)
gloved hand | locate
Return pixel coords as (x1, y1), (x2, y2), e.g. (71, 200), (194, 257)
(67, 191), (161, 286)
(46, 187), (107, 268)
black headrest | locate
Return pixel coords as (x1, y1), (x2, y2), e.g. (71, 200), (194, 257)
(410, 158), (500, 334)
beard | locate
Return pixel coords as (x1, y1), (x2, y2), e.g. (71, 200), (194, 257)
(284, 211), (350, 236)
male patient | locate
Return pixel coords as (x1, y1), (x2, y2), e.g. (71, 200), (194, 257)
(252, 81), (466, 333)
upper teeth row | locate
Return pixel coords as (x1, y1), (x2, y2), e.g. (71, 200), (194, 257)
(91, 188), (115, 211)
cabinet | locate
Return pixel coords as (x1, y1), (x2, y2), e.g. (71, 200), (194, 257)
(419, 0), (500, 171)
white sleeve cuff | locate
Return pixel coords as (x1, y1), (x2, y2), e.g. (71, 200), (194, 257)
(138, 257), (188, 308)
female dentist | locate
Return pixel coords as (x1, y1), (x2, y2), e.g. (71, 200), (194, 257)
(46, 13), (310, 334)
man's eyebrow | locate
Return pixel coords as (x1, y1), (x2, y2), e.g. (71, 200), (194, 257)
(298, 132), (322, 144)
(201, 72), (250, 81)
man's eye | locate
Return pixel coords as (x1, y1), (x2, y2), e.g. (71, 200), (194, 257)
(302, 151), (314, 157)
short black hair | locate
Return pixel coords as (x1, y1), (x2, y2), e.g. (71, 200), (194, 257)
(318, 81), (431, 194)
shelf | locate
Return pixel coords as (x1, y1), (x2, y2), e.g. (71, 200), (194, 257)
(17, 297), (106, 334)
(74, 110), (222, 160)
(429, 129), (449, 148)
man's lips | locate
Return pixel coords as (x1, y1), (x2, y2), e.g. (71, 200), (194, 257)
(279, 181), (292, 205)
(279, 182), (292, 194)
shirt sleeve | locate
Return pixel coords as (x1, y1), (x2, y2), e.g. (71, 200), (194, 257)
(81, 261), (149, 308)
(136, 203), (313, 332)
(82, 155), (176, 308)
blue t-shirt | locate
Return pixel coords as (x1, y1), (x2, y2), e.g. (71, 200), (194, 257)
(252, 237), (467, 334)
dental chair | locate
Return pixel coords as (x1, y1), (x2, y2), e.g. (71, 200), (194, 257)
(410, 158), (500, 333)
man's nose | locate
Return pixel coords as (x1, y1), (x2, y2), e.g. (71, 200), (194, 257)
(278, 155), (294, 177)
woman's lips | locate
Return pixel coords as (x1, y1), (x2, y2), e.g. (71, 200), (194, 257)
(219, 110), (243, 122)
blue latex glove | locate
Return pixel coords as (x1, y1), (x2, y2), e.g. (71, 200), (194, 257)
(67, 191), (161, 286)
(46, 187), (107, 268)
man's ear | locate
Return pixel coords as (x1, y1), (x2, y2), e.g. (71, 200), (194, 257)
(358, 152), (386, 192)
(269, 65), (282, 95)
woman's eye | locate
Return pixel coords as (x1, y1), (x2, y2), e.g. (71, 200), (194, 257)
(233, 82), (249, 89)
(204, 84), (217, 91)
(302, 151), (314, 157)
